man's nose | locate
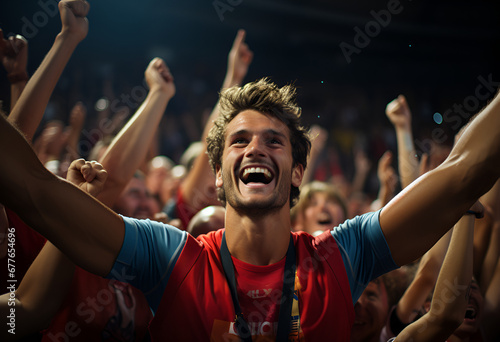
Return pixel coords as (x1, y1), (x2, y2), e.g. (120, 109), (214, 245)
(245, 137), (266, 158)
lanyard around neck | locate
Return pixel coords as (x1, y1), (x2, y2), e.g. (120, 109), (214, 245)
(220, 232), (296, 342)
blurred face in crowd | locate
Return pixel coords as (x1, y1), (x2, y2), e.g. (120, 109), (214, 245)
(452, 279), (484, 339)
(113, 177), (159, 219)
(351, 279), (389, 342)
(302, 191), (346, 235)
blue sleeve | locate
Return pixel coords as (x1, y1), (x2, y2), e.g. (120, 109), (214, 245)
(331, 210), (398, 303)
(106, 216), (187, 313)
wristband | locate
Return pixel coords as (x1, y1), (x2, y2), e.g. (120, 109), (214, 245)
(7, 71), (29, 84)
(465, 210), (484, 219)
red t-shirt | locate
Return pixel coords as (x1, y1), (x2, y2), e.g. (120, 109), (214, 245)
(149, 230), (354, 341)
(1, 208), (46, 284)
(42, 267), (152, 342)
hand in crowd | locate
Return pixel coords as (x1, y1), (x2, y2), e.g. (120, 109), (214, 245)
(386, 94), (412, 130)
(33, 121), (70, 166)
(58, 0), (90, 43)
(0, 30), (28, 79)
(145, 57), (176, 100)
(66, 159), (108, 197)
(309, 124), (329, 152)
(354, 148), (371, 176)
(225, 29), (253, 87)
(377, 151), (397, 194)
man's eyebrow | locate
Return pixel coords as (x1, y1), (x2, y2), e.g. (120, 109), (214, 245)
(228, 129), (249, 138)
(265, 129), (287, 139)
(227, 129), (288, 141)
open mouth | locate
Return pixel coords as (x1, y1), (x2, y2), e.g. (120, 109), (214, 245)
(240, 166), (273, 185)
(317, 219), (332, 226)
(464, 307), (477, 320)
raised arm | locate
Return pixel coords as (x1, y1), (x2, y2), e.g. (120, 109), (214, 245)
(301, 125), (328, 186)
(97, 58), (175, 208)
(179, 30), (253, 219)
(7, 0), (88, 142)
(0, 2), (124, 278)
(0, 30), (28, 111)
(391, 229), (452, 328)
(0, 159), (107, 341)
(380, 91), (500, 266)
(385, 95), (419, 189)
(395, 205), (478, 341)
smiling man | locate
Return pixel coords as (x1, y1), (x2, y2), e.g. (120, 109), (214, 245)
(2, 76), (500, 341)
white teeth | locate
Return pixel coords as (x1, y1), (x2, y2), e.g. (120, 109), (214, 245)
(242, 167), (272, 179)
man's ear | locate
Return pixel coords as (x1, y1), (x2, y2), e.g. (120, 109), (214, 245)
(216, 164), (223, 188)
(292, 164), (304, 188)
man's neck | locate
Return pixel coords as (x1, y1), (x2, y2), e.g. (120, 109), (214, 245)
(224, 206), (292, 266)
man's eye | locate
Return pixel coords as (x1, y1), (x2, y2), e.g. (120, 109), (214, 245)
(232, 138), (247, 144)
(269, 138), (282, 144)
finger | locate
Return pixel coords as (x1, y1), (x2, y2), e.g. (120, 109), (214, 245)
(68, 158), (86, 171)
(418, 153), (429, 175)
(88, 161), (107, 182)
(94, 167), (108, 184)
(12, 35), (28, 52)
(232, 29), (246, 49)
(379, 150), (392, 164)
(89, 160), (104, 170)
(386, 98), (400, 114)
(81, 162), (96, 182)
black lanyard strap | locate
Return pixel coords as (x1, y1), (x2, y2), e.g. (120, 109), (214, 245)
(220, 232), (296, 342)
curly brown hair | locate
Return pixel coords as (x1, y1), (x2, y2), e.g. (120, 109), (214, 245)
(206, 78), (311, 207)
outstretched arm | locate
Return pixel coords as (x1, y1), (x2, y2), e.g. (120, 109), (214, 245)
(385, 95), (419, 189)
(7, 0), (89, 142)
(98, 58), (175, 208)
(180, 30), (253, 215)
(0, 159), (107, 341)
(395, 204), (478, 341)
(0, 93), (123, 278)
(0, 30), (29, 111)
(380, 91), (500, 266)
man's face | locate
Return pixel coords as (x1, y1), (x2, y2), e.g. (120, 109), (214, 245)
(351, 280), (389, 342)
(216, 110), (303, 214)
(113, 177), (158, 219)
(303, 192), (345, 235)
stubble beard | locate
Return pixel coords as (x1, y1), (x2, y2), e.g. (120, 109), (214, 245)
(221, 169), (291, 216)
